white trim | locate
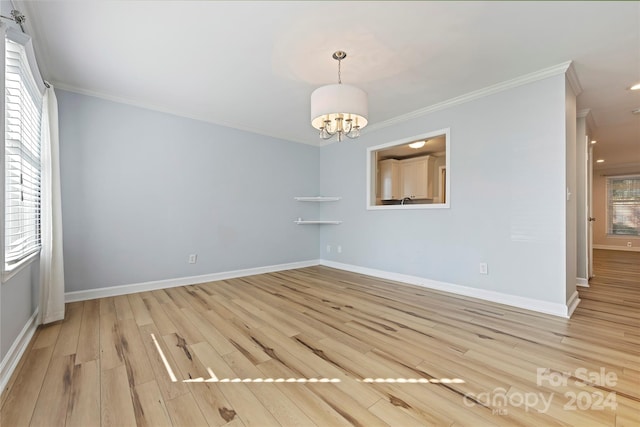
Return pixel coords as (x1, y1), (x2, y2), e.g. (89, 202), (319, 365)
(0, 309), (39, 394)
(294, 197), (341, 202)
(56, 62), (574, 148)
(594, 162), (640, 172)
(566, 290), (581, 317)
(64, 258), (585, 317)
(366, 128), (451, 210)
(603, 234), (640, 240)
(576, 277), (589, 288)
(363, 62), (573, 134)
(577, 109), (596, 134)
(50, 82), (317, 147)
(65, 260), (320, 302)
(576, 109), (590, 118)
(565, 62), (583, 97)
(367, 204), (450, 211)
(2, 251), (39, 284)
(602, 173), (640, 179)
(320, 260), (575, 318)
(604, 174), (640, 239)
(593, 244), (640, 252)
(294, 220), (342, 225)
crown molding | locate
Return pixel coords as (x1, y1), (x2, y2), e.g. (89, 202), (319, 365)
(577, 108), (597, 134)
(364, 61), (576, 135)
(50, 81), (320, 147)
(565, 61), (583, 97)
(576, 108), (591, 119)
(594, 161), (640, 172)
(576, 108), (590, 118)
(53, 60), (580, 148)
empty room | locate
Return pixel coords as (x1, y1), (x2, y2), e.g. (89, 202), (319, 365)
(1, 1), (638, 426)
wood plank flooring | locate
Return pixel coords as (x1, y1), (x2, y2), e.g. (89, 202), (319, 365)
(2, 249), (638, 426)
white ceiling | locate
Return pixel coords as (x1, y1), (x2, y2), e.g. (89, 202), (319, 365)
(17, 1), (640, 167)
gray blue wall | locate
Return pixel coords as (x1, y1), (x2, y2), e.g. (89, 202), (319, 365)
(0, 262), (38, 359)
(319, 75), (569, 305)
(57, 90), (320, 292)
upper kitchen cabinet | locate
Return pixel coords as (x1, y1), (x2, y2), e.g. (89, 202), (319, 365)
(401, 155), (435, 200)
(379, 159), (401, 200)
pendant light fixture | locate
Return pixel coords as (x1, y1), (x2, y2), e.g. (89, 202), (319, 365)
(311, 51), (368, 142)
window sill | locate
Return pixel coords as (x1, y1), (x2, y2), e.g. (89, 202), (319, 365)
(2, 251), (40, 284)
(367, 203), (450, 211)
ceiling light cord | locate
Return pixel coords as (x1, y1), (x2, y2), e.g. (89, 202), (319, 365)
(322, 51), (358, 140)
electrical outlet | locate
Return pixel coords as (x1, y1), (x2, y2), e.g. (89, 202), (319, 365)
(627, 242), (633, 248)
(326, 245), (331, 253)
(479, 263), (488, 275)
(337, 245), (342, 254)
(188, 254), (197, 264)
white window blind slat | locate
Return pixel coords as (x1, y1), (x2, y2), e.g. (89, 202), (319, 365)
(4, 39), (43, 268)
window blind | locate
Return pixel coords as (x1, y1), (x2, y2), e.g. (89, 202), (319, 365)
(4, 39), (43, 268)
(607, 175), (640, 236)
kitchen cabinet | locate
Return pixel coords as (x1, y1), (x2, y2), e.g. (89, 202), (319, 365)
(401, 155), (435, 199)
(377, 155), (435, 201)
(379, 159), (401, 200)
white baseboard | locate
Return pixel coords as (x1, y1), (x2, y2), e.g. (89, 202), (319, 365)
(65, 260), (320, 302)
(566, 290), (581, 317)
(0, 309), (39, 394)
(65, 257), (582, 318)
(320, 260), (574, 318)
(576, 277), (589, 287)
(593, 244), (640, 252)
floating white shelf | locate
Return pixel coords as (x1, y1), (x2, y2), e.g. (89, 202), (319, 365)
(294, 196), (341, 202)
(294, 197), (342, 225)
(294, 219), (342, 225)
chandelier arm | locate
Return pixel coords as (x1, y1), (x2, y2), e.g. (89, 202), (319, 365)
(320, 131), (335, 138)
(318, 119), (337, 139)
(343, 119), (353, 134)
(345, 127), (361, 139)
(319, 130), (333, 140)
(324, 119), (336, 134)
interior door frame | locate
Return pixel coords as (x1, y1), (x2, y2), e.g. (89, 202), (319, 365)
(587, 143), (594, 279)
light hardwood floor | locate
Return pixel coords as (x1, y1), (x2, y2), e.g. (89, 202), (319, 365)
(1, 249), (638, 426)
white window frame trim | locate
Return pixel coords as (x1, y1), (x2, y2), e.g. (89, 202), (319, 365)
(366, 127), (451, 210)
(605, 173), (640, 239)
(1, 24), (46, 283)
